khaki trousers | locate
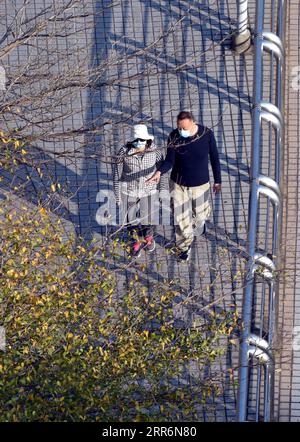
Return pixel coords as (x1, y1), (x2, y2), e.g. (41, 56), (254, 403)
(171, 180), (211, 251)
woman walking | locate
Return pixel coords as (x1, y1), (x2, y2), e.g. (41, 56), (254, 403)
(113, 124), (168, 258)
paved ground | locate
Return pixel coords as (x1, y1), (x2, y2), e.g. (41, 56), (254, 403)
(90, 0), (258, 421)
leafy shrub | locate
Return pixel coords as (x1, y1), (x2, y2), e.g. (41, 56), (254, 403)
(0, 196), (239, 421)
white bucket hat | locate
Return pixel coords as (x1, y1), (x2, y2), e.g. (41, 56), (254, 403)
(131, 124), (154, 141)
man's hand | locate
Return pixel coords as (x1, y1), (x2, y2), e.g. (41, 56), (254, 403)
(213, 183), (221, 193)
(146, 170), (161, 184)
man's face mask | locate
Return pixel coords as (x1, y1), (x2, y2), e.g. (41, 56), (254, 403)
(178, 128), (191, 138)
(133, 139), (147, 148)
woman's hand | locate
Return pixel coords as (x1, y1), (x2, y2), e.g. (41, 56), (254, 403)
(146, 170), (161, 184)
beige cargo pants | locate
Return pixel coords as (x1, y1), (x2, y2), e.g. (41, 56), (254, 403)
(171, 180), (211, 252)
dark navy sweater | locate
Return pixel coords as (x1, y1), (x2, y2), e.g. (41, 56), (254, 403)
(158, 124), (221, 187)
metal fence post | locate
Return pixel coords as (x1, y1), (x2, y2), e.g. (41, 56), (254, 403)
(237, 0), (286, 422)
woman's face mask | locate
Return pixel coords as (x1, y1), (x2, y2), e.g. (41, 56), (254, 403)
(133, 139), (147, 148)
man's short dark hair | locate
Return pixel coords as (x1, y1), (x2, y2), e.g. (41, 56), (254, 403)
(177, 111), (194, 121)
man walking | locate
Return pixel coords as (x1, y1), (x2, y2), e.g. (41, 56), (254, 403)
(146, 111), (222, 262)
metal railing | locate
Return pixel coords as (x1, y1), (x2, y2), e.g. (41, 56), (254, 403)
(237, 0), (286, 422)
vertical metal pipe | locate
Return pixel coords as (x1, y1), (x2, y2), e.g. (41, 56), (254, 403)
(237, 0), (265, 422)
(275, 2), (285, 184)
(264, 361), (275, 421)
(238, 0), (286, 422)
(233, 0), (251, 54)
(272, 1), (286, 422)
(268, 283), (275, 343)
(237, 0), (249, 35)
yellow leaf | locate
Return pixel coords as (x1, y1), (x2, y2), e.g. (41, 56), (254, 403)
(39, 207), (46, 216)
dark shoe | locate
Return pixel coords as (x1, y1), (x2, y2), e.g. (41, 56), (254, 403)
(201, 222), (206, 235)
(144, 235), (156, 252)
(177, 246), (191, 262)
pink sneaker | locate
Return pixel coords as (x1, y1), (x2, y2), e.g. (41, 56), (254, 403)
(131, 241), (141, 258)
(144, 235), (156, 252)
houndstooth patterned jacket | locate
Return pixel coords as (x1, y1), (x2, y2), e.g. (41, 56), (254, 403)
(113, 142), (169, 203)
